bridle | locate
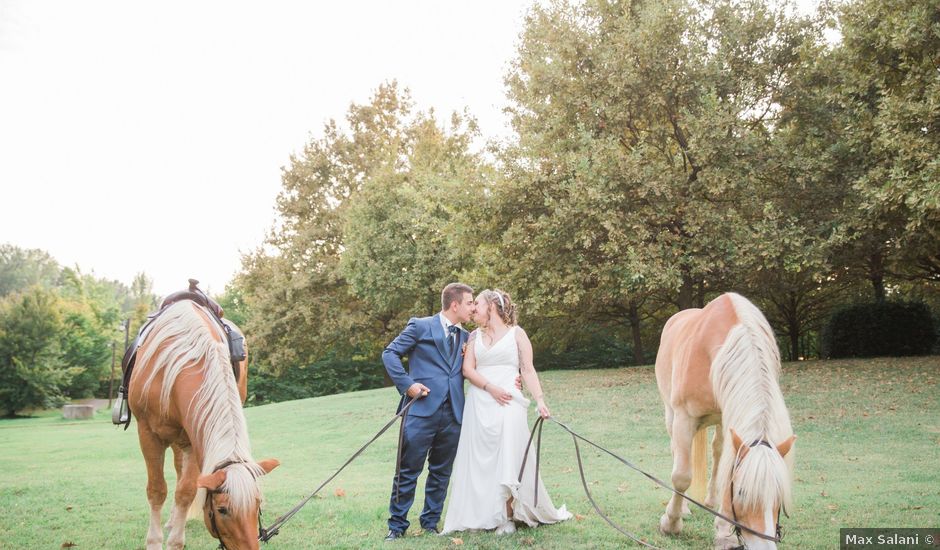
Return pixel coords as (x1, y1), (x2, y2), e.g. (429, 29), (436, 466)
(728, 439), (787, 549)
(204, 460), (265, 550)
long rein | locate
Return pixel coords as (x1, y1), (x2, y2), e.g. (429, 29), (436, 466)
(256, 395), (420, 542)
(518, 415), (786, 549)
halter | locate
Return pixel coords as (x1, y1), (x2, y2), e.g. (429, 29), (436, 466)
(204, 460), (265, 550)
(729, 439), (787, 549)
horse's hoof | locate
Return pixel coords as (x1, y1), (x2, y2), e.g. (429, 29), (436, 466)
(714, 533), (739, 549)
(659, 513), (682, 535)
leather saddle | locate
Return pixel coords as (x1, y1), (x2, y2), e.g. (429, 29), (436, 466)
(113, 279), (244, 429)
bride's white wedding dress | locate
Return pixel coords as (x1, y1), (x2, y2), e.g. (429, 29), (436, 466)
(442, 326), (572, 533)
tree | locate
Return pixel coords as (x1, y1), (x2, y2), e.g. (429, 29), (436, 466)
(238, 82), (486, 370)
(840, 0), (940, 286)
(807, 0), (940, 300)
(341, 110), (488, 329)
(0, 244), (60, 298)
(0, 287), (76, 416)
(492, 0), (818, 360)
(215, 283), (250, 329)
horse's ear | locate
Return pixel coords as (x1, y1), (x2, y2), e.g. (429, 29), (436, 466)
(730, 428), (744, 453)
(197, 470), (226, 491)
(776, 435), (796, 458)
(257, 458), (280, 475)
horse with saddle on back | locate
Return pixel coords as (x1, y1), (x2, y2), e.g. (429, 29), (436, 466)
(115, 279), (278, 550)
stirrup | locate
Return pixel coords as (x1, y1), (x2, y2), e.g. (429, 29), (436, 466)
(111, 389), (130, 425)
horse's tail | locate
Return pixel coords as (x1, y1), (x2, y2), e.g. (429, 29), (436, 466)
(689, 426), (708, 501)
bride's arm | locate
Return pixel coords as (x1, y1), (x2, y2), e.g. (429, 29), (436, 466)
(516, 327), (550, 418)
(462, 334), (512, 405)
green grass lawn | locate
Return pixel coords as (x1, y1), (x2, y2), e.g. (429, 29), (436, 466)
(1, 357), (937, 549)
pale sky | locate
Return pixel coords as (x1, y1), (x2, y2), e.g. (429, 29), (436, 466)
(0, 1), (531, 297)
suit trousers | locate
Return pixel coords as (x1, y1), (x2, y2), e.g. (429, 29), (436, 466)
(388, 397), (461, 533)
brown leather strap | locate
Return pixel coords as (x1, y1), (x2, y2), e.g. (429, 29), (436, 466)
(259, 395), (419, 542)
(520, 417), (659, 548)
(545, 417), (783, 544)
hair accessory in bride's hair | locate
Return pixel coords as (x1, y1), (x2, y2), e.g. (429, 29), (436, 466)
(493, 290), (505, 310)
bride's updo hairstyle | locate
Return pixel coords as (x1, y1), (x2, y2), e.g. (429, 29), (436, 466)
(480, 289), (517, 326)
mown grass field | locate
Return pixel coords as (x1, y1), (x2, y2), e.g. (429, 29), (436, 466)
(1, 357), (937, 549)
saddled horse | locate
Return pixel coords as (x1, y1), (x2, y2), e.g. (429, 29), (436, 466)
(129, 300), (279, 550)
(655, 293), (795, 549)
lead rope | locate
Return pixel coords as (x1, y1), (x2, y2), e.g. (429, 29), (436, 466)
(518, 416), (783, 546)
(259, 395), (419, 542)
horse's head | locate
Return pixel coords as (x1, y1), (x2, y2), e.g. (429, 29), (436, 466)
(197, 458), (280, 550)
(725, 428), (796, 549)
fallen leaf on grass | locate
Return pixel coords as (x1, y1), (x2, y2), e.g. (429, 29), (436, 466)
(820, 491), (829, 497)
(61, 543), (76, 549)
(450, 537), (463, 545)
(827, 504), (838, 511)
(334, 488), (346, 497)
(65, 506), (73, 511)
(575, 514), (586, 521)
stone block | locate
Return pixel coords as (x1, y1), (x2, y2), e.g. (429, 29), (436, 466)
(62, 404), (96, 420)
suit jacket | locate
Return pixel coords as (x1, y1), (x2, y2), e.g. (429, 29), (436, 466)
(382, 314), (468, 423)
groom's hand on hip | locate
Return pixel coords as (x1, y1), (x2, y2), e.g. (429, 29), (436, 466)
(407, 383), (431, 399)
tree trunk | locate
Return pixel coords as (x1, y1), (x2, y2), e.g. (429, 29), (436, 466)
(677, 272), (695, 310)
(788, 319), (800, 361)
(628, 301), (645, 365)
(694, 280), (705, 308)
(868, 251), (886, 302)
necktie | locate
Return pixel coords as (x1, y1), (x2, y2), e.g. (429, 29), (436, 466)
(448, 325), (460, 361)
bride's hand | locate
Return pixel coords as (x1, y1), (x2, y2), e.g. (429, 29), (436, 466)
(536, 399), (550, 418)
(484, 383), (512, 405)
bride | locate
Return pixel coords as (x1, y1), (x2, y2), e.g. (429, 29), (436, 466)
(442, 289), (572, 535)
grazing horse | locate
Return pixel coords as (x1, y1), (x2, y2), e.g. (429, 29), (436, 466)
(655, 293), (795, 549)
(129, 300), (279, 550)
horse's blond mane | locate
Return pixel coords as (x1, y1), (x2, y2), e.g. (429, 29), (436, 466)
(711, 293), (794, 514)
(137, 301), (262, 515)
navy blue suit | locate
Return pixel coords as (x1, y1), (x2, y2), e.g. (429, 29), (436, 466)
(383, 314), (468, 534)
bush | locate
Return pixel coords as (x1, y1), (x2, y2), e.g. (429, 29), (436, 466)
(821, 300), (937, 359)
(247, 357), (387, 406)
(535, 334), (638, 370)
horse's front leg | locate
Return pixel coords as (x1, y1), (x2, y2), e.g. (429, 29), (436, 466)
(705, 425), (723, 509)
(660, 411), (695, 535)
(138, 423), (168, 550)
(165, 442), (198, 550)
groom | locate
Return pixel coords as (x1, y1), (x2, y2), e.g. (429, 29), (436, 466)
(381, 283), (474, 540)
